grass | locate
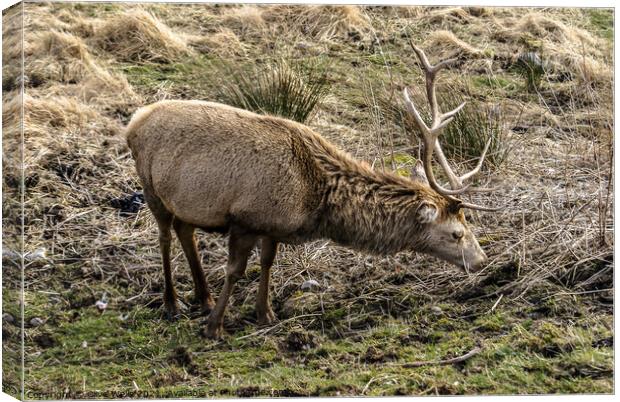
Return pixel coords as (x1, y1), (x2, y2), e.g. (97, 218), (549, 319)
(587, 9), (614, 41)
(510, 52), (546, 92)
(438, 87), (510, 169)
(19, 293), (613, 398)
(119, 56), (218, 100)
(214, 58), (330, 123)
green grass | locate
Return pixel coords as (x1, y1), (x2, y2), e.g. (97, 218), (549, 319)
(437, 87), (510, 169)
(510, 52), (546, 92)
(19, 284), (613, 398)
(119, 56), (219, 100)
(587, 9), (614, 42)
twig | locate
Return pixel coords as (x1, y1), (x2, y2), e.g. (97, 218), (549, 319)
(490, 293), (503, 312)
(399, 346), (483, 368)
(235, 313), (322, 341)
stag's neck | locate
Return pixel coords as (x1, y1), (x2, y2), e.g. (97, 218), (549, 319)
(317, 161), (437, 255)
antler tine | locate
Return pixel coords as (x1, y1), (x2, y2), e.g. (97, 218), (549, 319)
(403, 43), (501, 212)
(402, 87), (430, 134)
(409, 40), (459, 76)
(458, 202), (504, 212)
(459, 138), (491, 183)
(403, 88), (470, 197)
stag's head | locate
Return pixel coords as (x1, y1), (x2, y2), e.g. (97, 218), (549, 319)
(404, 44), (499, 273)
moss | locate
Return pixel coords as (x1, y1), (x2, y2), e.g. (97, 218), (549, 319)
(22, 302), (613, 397)
(473, 312), (507, 332)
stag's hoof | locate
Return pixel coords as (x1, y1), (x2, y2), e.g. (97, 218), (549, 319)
(257, 309), (277, 326)
(203, 322), (224, 339)
(199, 295), (216, 315)
(164, 304), (180, 321)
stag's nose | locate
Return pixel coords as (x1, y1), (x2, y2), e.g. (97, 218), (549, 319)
(469, 250), (488, 272)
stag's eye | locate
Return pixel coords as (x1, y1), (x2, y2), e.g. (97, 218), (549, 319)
(452, 230), (464, 240)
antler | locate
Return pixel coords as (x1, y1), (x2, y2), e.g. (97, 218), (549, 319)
(403, 43), (499, 212)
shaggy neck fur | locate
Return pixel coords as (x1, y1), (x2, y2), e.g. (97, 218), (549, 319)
(299, 131), (447, 255)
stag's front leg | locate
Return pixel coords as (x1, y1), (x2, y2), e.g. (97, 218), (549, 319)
(204, 230), (256, 339)
(256, 238), (278, 326)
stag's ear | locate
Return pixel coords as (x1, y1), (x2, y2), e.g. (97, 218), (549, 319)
(410, 161), (429, 185)
(416, 201), (438, 224)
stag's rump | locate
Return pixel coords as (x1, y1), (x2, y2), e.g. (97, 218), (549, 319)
(125, 100), (323, 237)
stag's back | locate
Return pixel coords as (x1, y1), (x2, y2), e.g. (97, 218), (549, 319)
(125, 100), (329, 238)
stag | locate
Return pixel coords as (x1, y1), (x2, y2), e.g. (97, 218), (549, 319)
(125, 46), (497, 339)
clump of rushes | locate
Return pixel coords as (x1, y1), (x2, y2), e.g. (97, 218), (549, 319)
(437, 86), (510, 169)
(216, 58), (330, 123)
(380, 84), (509, 170)
(511, 51), (546, 92)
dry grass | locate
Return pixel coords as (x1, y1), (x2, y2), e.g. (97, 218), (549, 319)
(94, 8), (192, 63)
(491, 11), (612, 86)
(424, 30), (484, 58)
(264, 5), (371, 40)
(187, 28), (247, 58)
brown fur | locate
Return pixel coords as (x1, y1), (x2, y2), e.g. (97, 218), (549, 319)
(125, 100), (472, 338)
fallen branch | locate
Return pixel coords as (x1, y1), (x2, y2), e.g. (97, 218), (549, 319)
(399, 346), (483, 368)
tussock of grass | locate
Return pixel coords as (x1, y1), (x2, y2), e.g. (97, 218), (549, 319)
(10, 93), (102, 132)
(264, 5), (371, 40)
(18, 29), (140, 110)
(27, 30), (94, 84)
(511, 52), (546, 92)
(221, 5), (266, 34)
(216, 59), (330, 123)
(187, 28), (247, 58)
(438, 89), (509, 168)
(94, 9), (191, 63)
(491, 12), (612, 86)
(424, 30), (483, 58)
(425, 7), (475, 25)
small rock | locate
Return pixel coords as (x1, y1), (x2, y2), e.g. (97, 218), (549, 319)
(95, 300), (108, 313)
(25, 248), (47, 262)
(3, 313), (15, 325)
(300, 279), (321, 292)
(29, 317), (44, 327)
(95, 292), (108, 313)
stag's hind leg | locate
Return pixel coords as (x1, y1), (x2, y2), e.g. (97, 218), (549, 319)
(256, 238), (278, 326)
(204, 228), (257, 339)
(143, 188), (178, 320)
(173, 219), (215, 314)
